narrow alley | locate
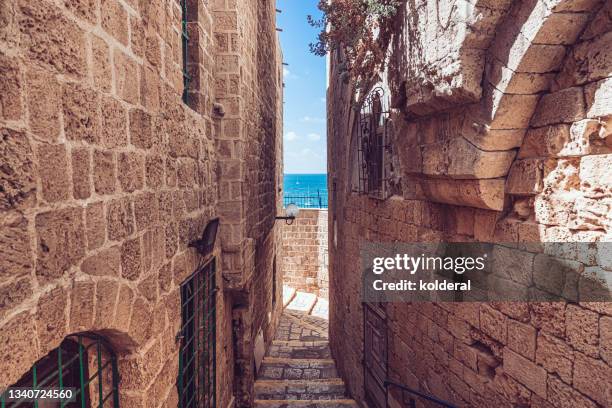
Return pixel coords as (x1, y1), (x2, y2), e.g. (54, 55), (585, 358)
(253, 288), (358, 407)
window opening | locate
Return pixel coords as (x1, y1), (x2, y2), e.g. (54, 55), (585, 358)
(357, 87), (393, 199)
(177, 258), (217, 408)
(1, 334), (120, 408)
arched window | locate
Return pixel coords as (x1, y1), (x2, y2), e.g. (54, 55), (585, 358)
(1, 334), (120, 407)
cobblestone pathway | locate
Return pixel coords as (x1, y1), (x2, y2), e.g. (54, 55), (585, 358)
(254, 290), (358, 407)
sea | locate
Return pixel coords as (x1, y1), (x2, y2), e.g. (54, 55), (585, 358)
(283, 174), (328, 208)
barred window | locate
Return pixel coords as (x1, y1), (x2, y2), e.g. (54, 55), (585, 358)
(177, 258), (217, 408)
(356, 87), (393, 199)
(1, 334), (120, 407)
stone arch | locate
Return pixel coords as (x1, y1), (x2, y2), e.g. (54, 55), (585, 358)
(414, 0), (607, 211)
(0, 273), (180, 399)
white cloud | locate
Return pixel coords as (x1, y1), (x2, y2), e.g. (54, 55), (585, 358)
(307, 133), (321, 141)
(283, 67), (290, 78)
(284, 131), (298, 141)
(300, 116), (325, 123)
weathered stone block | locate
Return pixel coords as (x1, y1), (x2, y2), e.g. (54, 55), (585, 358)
(27, 68), (61, 141)
(420, 178), (505, 211)
(114, 49), (139, 104)
(573, 352), (611, 406)
(503, 347), (547, 398)
(69, 280), (95, 332)
(536, 332), (573, 383)
(0, 128), (36, 210)
(531, 87), (586, 127)
(121, 237), (142, 280)
(18, 0), (86, 76)
(62, 82), (100, 143)
(36, 143), (70, 203)
(0, 312), (39, 387)
(140, 64), (161, 111)
(530, 302), (566, 338)
(93, 149), (116, 194)
(129, 109), (153, 149)
(85, 201), (105, 250)
(145, 154), (164, 188)
(35, 207), (85, 282)
(547, 375), (598, 408)
(101, 0), (128, 45)
(100, 96), (128, 148)
(566, 304), (599, 357)
(63, 0), (98, 24)
(485, 85), (540, 130)
(601, 316), (612, 365)
(518, 125), (571, 158)
(91, 35), (111, 92)
(71, 147), (91, 199)
(36, 287), (67, 346)
(580, 154), (612, 193)
(106, 197), (134, 241)
(533, 12), (590, 45)
(81, 246), (121, 276)
(0, 277), (32, 320)
(113, 284), (133, 332)
(507, 319), (536, 360)
(584, 77), (612, 119)
(506, 159), (544, 195)
(0, 214), (33, 281)
(94, 279), (119, 329)
(129, 297), (152, 346)
(118, 151), (145, 192)
(0, 52), (23, 121)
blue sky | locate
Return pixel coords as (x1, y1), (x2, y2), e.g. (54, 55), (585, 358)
(277, 1), (327, 174)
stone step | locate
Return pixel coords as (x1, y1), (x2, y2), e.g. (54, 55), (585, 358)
(258, 358), (338, 380)
(275, 313), (327, 341)
(267, 340), (331, 359)
(286, 291), (317, 313)
(254, 379), (347, 400)
(254, 399), (359, 408)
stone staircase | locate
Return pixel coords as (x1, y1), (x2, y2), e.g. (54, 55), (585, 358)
(254, 289), (358, 408)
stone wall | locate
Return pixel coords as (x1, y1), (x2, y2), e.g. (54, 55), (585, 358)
(282, 209), (329, 298)
(0, 0), (282, 407)
(328, 1), (611, 407)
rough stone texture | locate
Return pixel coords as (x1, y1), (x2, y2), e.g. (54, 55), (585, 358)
(282, 210), (329, 297)
(0, 2), (284, 408)
(328, 1), (611, 408)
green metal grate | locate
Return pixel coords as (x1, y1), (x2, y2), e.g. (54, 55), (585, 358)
(181, 0), (191, 104)
(177, 258), (217, 408)
(1, 334), (120, 408)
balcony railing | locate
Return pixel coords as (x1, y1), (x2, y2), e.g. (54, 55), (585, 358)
(283, 190), (328, 209)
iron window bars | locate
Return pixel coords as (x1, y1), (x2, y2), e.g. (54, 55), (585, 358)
(181, 0), (191, 104)
(177, 257), (217, 408)
(357, 87), (393, 200)
(1, 334), (120, 408)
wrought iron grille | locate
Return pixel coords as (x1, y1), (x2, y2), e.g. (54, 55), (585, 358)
(1, 334), (120, 408)
(177, 258), (217, 408)
(180, 0), (191, 104)
(357, 87), (393, 199)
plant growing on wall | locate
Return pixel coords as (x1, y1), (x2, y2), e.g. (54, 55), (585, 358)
(308, 0), (400, 85)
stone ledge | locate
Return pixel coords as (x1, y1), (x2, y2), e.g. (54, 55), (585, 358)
(420, 177), (506, 210)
